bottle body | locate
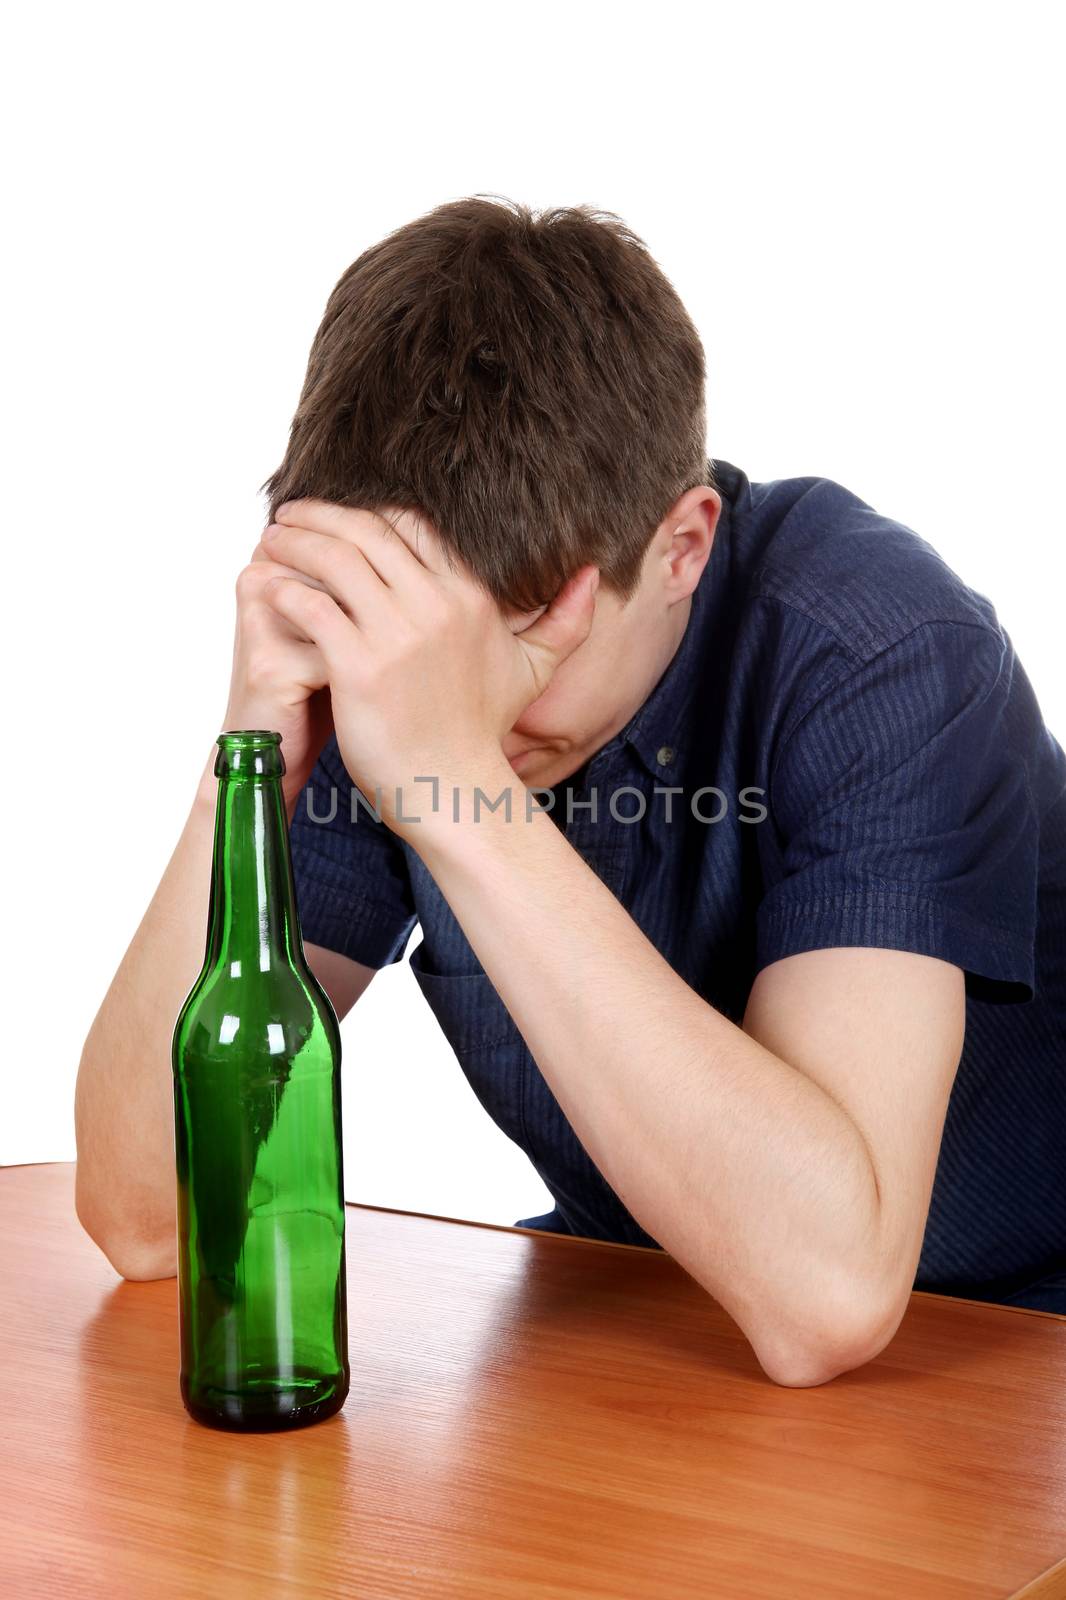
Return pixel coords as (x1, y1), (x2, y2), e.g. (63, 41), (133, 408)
(172, 731), (349, 1431)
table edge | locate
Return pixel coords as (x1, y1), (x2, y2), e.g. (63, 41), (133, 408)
(1005, 1553), (1066, 1598)
(346, 1198), (1066, 1318)
(8, 1161), (1064, 1322)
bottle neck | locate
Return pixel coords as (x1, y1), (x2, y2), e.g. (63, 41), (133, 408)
(205, 735), (304, 972)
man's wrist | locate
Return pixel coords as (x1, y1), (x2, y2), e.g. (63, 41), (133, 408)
(398, 753), (547, 861)
(193, 747), (219, 815)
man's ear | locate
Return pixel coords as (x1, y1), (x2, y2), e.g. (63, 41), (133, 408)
(663, 486), (721, 599)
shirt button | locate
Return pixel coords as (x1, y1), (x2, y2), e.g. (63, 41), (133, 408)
(656, 746), (675, 766)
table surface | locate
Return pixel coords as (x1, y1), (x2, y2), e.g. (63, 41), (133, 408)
(2, 1163), (1065, 1599)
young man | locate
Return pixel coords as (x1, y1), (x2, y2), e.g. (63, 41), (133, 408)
(75, 196), (1066, 1387)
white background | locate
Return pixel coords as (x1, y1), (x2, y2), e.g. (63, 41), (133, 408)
(2, 2), (1062, 1226)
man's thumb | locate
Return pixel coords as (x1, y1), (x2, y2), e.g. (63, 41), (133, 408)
(519, 565), (600, 673)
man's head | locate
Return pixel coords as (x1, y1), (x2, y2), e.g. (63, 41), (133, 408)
(262, 194), (721, 786)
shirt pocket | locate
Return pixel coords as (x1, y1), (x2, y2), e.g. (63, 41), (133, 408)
(408, 942), (528, 1145)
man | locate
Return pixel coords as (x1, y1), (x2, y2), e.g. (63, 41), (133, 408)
(74, 196), (1066, 1387)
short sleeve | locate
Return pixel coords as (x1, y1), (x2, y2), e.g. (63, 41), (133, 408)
(755, 620), (1039, 1001)
(289, 733), (418, 969)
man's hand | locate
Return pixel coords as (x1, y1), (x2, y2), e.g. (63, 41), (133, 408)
(223, 533), (335, 813)
(259, 499), (599, 831)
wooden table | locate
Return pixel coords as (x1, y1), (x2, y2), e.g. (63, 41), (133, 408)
(2, 1163), (1065, 1598)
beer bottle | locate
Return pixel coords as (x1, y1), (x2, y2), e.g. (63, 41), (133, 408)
(172, 730), (349, 1430)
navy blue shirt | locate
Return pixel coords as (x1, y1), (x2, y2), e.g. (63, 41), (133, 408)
(290, 458), (1066, 1313)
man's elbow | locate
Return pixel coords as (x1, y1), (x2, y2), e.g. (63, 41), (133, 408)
(752, 1286), (908, 1389)
(105, 1235), (178, 1282)
(74, 1183), (177, 1282)
(91, 1225), (177, 1281)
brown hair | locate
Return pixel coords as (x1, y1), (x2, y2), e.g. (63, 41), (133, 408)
(260, 194), (712, 612)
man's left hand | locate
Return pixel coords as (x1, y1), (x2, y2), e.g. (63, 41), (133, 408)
(259, 498), (598, 833)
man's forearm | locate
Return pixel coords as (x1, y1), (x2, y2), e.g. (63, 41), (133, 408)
(73, 755), (219, 1276)
(411, 763), (891, 1384)
(74, 736), (319, 1280)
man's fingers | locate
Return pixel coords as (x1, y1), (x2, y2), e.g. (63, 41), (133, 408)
(251, 539), (306, 569)
(262, 522), (399, 625)
(380, 507), (464, 583)
(243, 551), (330, 591)
(274, 499), (447, 587)
(517, 565), (599, 684)
(261, 574), (356, 664)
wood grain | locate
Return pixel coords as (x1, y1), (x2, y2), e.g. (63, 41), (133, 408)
(1, 1162), (1064, 1598)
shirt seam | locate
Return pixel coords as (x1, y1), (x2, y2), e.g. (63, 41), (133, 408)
(747, 588), (999, 668)
(765, 613), (1007, 827)
(757, 883), (1032, 945)
(296, 865), (416, 929)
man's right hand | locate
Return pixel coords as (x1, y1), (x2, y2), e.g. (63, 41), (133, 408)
(220, 528), (336, 813)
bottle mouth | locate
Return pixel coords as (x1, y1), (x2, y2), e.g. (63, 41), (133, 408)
(217, 730), (283, 750)
(214, 730), (286, 780)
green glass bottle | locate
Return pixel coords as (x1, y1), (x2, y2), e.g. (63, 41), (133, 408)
(172, 730), (349, 1431)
